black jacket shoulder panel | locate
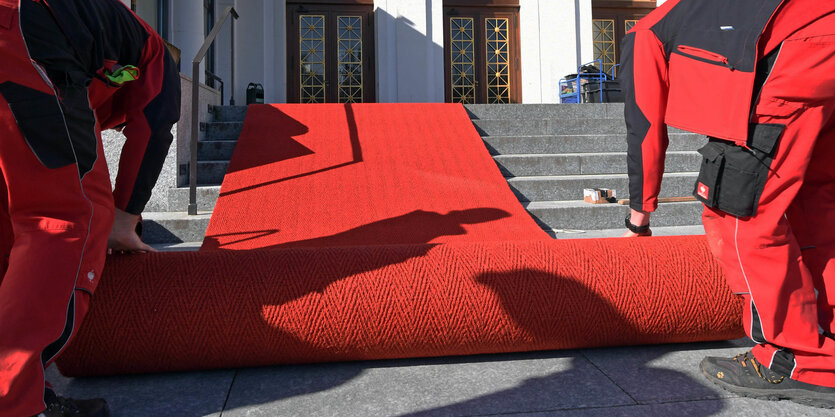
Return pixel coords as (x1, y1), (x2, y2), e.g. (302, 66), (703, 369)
(45, 0), (150, 71)
(651, 0), (783, 72)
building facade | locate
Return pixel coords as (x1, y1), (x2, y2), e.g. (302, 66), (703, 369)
(124, 0), (659, 105)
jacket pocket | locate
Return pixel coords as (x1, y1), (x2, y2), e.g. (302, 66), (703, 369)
(676, 45), (732, 69)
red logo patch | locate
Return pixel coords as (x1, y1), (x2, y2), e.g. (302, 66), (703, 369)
(697, 183), (710, 199)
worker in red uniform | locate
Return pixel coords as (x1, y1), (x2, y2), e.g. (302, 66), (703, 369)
(0, 0), (179, 416)
(620, 0), (835, 408)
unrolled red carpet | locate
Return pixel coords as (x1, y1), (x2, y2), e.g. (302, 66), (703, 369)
(201, 103), (548, 249)
(55, 104), (742, 377)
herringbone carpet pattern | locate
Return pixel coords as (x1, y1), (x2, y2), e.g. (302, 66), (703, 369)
(56, 104), (742, 376)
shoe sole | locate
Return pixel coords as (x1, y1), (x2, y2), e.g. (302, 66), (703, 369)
(701, 367), (835, 409)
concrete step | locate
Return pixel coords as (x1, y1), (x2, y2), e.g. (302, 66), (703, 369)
(198, 140), (237, 161)
(464, 103), (623, 121)
(201, 121), (243, 140)
(524, 200), (703, 231)
(483, 132), (707, 155)
(550, 224), (705, 239)
(495, 151), (701, 177)
(473, 118), (692, 136)
(168, 185), (221, 212)
(508, 172), (697, 202)
(196, 161), (229, 185)
(210, 105), (248, 122)
(142, 211), (211, 244)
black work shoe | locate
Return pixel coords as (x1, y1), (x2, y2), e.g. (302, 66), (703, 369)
(34, 389), (110, 417)
(700, 351), (835, 409)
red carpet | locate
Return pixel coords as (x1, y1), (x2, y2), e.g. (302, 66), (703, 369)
(201, 103), (548, 249)
(54, 103), (743, 377)
(56, 236), (742, 376)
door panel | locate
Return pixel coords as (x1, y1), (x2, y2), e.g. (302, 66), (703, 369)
(592, 1), (655, 77)
(288, 5), (375, 103)
(444, 7), (520, 104)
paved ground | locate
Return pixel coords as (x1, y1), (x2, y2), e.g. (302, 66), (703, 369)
(47, 338), (835, 416)
(44, 229), (833, 417)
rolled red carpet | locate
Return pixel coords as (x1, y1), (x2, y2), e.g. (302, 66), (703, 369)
(55, 103), (743, 376)
(57, 236), (741, 377)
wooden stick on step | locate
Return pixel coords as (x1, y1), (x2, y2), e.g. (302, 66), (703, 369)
(617, 196), (697, 206)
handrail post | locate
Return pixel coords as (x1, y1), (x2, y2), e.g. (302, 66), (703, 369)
(188, 60), (200, 215)
(230, 16), (235, 105)
(188, 6), (238, 215)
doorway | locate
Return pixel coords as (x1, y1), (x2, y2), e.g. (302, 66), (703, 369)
(443, 3), (521, 104)
(286, 2), (376, 103)
(591, 0), (656, 77)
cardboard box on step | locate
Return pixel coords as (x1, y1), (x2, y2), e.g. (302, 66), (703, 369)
(584, 188), (616, 204)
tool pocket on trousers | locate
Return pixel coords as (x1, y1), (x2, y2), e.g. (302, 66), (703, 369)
(693, 125), (782, 218)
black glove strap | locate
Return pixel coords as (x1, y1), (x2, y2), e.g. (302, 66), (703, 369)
(625, 214), (650, 234)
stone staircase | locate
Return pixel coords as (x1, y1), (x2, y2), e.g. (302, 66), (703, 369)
(144, 103), (706, 244)
(466, 103), (706, 234)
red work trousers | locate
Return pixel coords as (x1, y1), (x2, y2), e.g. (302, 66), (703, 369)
(703, 16), (835, 388)
(0, 3), (113, 416)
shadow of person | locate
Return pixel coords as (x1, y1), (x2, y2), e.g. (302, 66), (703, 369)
(219, 103), (363, 197)
(392, 269), (732, 416)
(223, 105), (313, 175)
(174, 208), (515, 370)
(201, 208), (512, 250)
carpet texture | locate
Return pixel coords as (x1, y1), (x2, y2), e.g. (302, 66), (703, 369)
(54, 103), (743, 377)
(201, 103), (549, 249)
(56, 236), (742, 377)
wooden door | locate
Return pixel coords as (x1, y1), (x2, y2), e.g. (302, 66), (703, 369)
(592, 0), (656, 77)
(287, 3), (376, 103)
(443, 6), (521, 104)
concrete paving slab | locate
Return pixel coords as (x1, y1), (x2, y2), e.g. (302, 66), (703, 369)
(222, 351), (634, 417)
(580, 339), (756, 404)
(44, 365), (233, 417)
(514, 397), (835, 417)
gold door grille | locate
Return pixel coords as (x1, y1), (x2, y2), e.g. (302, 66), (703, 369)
(592, 19), (616, 76)
(300, 15), (326, 103)
(625, 19), (639, 33)
(450, 18), (475, 104)
(485, 18), (510, 104)
(337, 16), (363, 103)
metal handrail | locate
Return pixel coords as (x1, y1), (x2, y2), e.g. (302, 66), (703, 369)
(205, 70), (224, 105)
(189, 6), (238, 215)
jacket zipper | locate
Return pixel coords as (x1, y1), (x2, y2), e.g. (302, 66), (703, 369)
(676, 45), (735, 71)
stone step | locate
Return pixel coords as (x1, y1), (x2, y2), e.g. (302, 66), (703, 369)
(198, 140), (237, 161)
(473, 118), (692, 137)
(507, 172), (698, 202)
(142, 211), (211, 244)
(195, 161), (229, 185)
(210, 105), (248, 122)
(168, 185), (221, 212)
(483, 132), (707, 154)
(495, 151), (701, 177)
(524, 200), (703, 231)
(201, 121), (243, 140)
(464, 103), (623, 121)
(550, 224), (705, 239)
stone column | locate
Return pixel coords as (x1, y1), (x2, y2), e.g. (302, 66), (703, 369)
(374, 0), (444, 103)
(520, 0), (592, 104)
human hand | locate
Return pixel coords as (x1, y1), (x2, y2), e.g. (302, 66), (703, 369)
(108, 208), (156, 254)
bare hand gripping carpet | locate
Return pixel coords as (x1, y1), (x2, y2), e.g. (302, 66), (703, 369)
(55, 104), (742, 376)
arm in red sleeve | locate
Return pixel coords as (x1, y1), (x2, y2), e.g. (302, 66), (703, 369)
(112, 35), (180, 215)
(621, 28), (670, 213)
